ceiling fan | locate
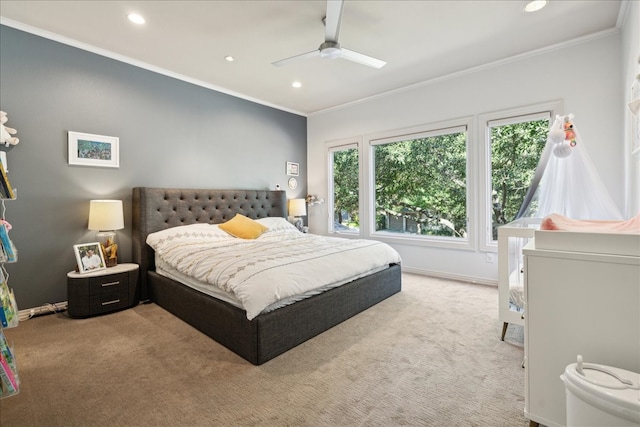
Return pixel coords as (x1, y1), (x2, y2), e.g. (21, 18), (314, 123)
(272, 0), (386, 69)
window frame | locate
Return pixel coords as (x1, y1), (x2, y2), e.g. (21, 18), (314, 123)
(363, 117), (476, 251)
(326, 137), (362, 237)
(477, 100), (562, 252)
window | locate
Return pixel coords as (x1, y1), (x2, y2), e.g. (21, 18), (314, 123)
(370, 124), (469, 242)
(328, 141), (360, 234)
(325, 101), (559, 252)
(479, 100), (561, 250)
(488, 115), (549, 239)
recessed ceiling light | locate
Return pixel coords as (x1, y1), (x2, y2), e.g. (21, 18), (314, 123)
(224, 56), (235, 62)
(523, 0), (547, 13)
(127, 13), (146, 24)
(292, 81), (302, 88)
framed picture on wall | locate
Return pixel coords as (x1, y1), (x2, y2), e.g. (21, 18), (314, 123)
(286, 161), (299, 176)
(73, 242), (106, 274)
(68, 131), (119, 168)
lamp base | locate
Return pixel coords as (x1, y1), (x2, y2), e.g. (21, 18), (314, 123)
(288, 216), (303, 232)
(95, 231), (118, 267)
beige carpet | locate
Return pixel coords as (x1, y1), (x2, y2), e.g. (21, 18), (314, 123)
(0, 273), (527, 426)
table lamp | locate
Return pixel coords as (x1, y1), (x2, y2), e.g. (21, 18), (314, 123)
(88, 199), (124, 267)
(288, 198), (307, 231)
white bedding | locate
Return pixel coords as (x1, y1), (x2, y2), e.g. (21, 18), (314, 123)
(146, 218), (402, 320)
(154, 256), (389, 314)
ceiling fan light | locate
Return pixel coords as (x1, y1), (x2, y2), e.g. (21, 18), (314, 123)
(319, 41), (342, 59)
(523, 0), (547, 13)
(320, 47), (341, 59)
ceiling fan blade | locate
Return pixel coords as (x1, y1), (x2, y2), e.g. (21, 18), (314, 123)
(340, 48), (386, 69)
(325, 0), (344, 42)
(272, 49), (320, 67)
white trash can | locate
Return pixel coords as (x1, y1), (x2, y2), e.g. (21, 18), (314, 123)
(561, 355), (640, 427)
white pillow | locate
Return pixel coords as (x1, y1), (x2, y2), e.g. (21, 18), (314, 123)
(146, 223), (231, 250)
(256, 217), (298, 231)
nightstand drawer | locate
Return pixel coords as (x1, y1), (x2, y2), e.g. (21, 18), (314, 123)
(88, 272), (129, 295)
(67, 263), (139, 318)
(89, 290), (130, 314)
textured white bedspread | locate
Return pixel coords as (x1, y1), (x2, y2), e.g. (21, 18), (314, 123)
(147, 220), (402, 320)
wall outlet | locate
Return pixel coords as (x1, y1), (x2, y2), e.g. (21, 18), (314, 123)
(486, 253), (495, 263)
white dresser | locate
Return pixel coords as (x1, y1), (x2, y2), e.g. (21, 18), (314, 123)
(523, 231), (640, 427)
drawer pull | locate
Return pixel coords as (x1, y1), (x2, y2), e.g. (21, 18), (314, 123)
(101, 281), (120, 287)
(101, 299), (121, 306)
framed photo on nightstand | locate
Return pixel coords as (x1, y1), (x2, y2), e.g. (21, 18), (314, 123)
(73, 242), (106, 274)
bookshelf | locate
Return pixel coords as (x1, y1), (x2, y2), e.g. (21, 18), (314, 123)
(0, 167), (19, 398)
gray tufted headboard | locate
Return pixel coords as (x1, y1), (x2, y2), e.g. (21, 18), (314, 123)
(132, 187), (287, 301)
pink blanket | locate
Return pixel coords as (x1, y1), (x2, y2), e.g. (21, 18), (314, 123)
(540, 213), (640, 234)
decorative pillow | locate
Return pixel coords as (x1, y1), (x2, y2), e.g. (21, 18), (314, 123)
(146, 223), (231, 250)
(256, 217), (299, 231)
(219, 214), (268, 239)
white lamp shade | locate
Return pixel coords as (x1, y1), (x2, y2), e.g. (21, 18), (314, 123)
(88, 200), (124, 231)
(288, 199), (307, 217)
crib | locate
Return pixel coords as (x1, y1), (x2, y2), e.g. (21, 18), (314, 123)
(497, 218), (540, 341)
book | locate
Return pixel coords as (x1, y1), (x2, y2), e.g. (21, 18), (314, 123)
(0, 270), (7, 327)
(0, 289), (18, 329)
(0, 162), (14, 199)
(0, 290), (18, 397)
(0, 329), (14, 366)
(6, 289), (17, 327)
(0, 224), (16, 263)
(0, 302), (6, 328)
(0, 271), (17, 328)
(0, 152), (7, 173)
(0, 348), (18, 395)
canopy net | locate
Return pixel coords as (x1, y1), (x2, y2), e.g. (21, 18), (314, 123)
(516, 114), (623, 221)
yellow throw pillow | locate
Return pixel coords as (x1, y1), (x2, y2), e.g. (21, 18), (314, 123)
(219, 214), (268, 239)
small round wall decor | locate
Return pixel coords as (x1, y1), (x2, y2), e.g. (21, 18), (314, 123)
(288, 177), (297, 189)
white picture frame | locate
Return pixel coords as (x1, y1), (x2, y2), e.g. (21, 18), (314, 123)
(73, 242), (107, 274)
(68, 131), (119, 168)
(286, 161), (299, 176)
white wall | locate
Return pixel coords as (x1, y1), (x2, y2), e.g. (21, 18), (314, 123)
(307, 33), (625, 284)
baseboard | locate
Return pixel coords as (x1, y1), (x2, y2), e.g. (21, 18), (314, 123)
(18, 301), (68, 321)
(401, 266), (497, 287)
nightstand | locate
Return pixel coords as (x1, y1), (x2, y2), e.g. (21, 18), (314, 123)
(67, 263), (139, 318)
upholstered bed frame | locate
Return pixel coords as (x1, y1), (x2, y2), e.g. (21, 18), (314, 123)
(132, 187), (402, 365)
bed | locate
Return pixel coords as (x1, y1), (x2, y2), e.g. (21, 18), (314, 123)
(132, 187), (402, 365)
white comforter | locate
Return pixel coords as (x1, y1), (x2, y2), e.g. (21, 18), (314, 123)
(146, 218), (401, 320)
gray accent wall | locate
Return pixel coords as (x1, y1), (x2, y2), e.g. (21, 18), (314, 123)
(0, 25), (307, 309)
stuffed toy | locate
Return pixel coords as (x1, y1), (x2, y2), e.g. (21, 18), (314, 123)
(547, 114), (577, 158)
(0, 111), (19, 147)
(563, 120), (577, 147)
